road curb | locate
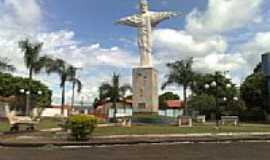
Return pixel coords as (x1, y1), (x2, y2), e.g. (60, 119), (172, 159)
(1, 134), (270, 148)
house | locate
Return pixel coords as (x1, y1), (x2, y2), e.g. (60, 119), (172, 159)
(72, 105), (92, 115)
(159, 100), (185, 118)
(94, 100), (132, 120)
(33, 105), (93, 118)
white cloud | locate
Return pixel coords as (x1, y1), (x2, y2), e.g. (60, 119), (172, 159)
(239, 32), (270, 70)
(153, 29), (227, 61)
(0, 0), (42, 38)
(36, 30), (137, 68)
(186, 0), (263, 35)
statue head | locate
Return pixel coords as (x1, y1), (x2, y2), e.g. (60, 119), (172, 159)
(140, 0), (148, 13)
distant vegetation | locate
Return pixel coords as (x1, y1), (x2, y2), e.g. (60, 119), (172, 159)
(163, 57), (269, 121)
(240, 63), (269, 121)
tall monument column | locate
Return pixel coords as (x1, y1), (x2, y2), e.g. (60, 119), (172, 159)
(116, 0), (181, 113)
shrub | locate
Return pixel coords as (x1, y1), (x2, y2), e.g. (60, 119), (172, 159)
(66, 114), (97, 141)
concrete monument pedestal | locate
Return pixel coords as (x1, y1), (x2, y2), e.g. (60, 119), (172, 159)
(132, 67), (159, 114)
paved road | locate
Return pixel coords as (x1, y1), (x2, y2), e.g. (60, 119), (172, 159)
(0, 142), (270, 160)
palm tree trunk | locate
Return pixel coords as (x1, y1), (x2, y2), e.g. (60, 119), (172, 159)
(183, 85), (187, 116)
(70, 81), (75, 115)
(29, 66), (33, 80)
(113, 99), (117, 122)
(26, 67), (33, 116)
(61, 81), (66, 116)
(124, 99), (126, 114)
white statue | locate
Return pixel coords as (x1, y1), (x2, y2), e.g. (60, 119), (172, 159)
(116, 0), (182, 67)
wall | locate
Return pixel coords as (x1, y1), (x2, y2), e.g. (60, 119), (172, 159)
(108, 108), (133, 118)
(159, 109), (184, 118)
(33, 108), (68, 118)
(0, 102), (7, 118)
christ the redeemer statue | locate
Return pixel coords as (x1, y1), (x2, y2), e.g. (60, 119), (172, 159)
(116, 0), (181, 67)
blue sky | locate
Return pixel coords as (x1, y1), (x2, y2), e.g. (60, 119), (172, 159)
(0, 0), (270, 105)
(43, 0), (207, 47)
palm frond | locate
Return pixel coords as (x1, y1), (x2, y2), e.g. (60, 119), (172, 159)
(75, 79), (82, 93)
(0, 58), (15, 72)
(119, 84), (132, 97)
(18, 39), (43, 69)
(99, 83), (113, 100)
(163, 57), (194, 89)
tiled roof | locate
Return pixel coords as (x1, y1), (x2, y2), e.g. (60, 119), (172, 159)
(0, 96), (16, 103)
(165, 100), (185, 109)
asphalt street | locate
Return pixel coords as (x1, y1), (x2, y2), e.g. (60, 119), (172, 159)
(0, 142), (269, 160)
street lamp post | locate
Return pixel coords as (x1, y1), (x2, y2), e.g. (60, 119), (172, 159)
(204, 72), (233, 128)
(20, 89), (43, 116)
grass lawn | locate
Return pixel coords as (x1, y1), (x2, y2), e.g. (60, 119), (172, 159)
(93, 123), (270, 136)
(1, 117), (270, 136)
(0, 119), (9, 132)
(0, 118), (62, 132)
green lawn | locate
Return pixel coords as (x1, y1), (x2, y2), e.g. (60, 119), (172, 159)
(1, 118), (270, 136)
(0, 119), (9, 132)
(0, 118), (62, 132)
(93, 123), (270, 136)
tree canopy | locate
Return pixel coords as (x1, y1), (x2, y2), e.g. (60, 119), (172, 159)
(240, 63), (268, 120)
(18, 39), (44, 79)
(0, 72), (51, 111)
(188, 72), (244, 118)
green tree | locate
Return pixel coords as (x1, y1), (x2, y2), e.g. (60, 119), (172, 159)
(240, 63), (268, 120)
(159, 92), (179, 110)
(18, 39), (54, 115)
(162, 58), (194, 115)
(0, 72), (51, 112)
(188, 94), (216, 118)
(44, 58), (74, 115)
(99, 73), (131, 121)
(188, 72), (243, 118)
(0, 57), (15, 72)
(192, 72), (237, 98)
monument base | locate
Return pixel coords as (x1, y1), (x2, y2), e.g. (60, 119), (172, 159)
(132, 67), (159, 114)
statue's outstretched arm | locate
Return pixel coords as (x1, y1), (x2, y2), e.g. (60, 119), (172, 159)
(150, 11), (184, 27)
(115, 15), (141, 27)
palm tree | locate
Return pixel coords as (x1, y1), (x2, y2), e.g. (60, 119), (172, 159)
(0, 57), (15, 72)
(69, 66), (83, 111)
(18, 39), (50, 115)
(162, 58), (194, 116)
(99, 73), (132, 121)
(18, 39), (43, 80)
(45, 58), (74, 115)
